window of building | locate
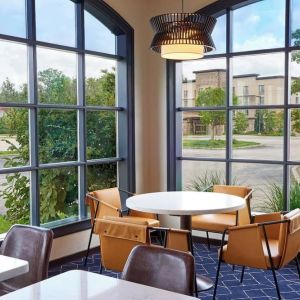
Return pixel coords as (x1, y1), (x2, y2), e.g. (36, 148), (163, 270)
(168, 0), (300, 212)
(184, 90), (188, 98)
(0, 0), (134, 234)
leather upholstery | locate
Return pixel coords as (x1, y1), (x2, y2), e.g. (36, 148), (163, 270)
(221, 209), (300, 270)
(0, 225), (53, 295)
(192, 185), (253, 234)
(121, 245), (195, 296)
(97, 217), (150, 272)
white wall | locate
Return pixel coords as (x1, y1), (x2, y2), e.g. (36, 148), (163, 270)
(51, 0), (217, 260)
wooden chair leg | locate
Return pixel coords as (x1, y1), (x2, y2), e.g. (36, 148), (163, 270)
(240, 266), (245, 283)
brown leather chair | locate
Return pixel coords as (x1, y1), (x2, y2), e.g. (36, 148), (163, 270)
(121, 245), (196, 296)
(213, 209), (300, 299)
(0, 224), (53, 296)
(84, 187), (160, 265)
(97, 216), (152, 272)
(192, 185), (253, 248)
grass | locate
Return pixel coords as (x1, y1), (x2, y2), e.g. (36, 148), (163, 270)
(0, 215), (12, 234)
(183, 139), (260, 149)
(0, 150), (17, 155)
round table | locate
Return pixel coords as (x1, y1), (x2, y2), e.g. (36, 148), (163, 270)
(126, 191), (245, 291)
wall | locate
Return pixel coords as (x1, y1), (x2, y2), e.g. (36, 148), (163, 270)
(50, 0), (217, 260)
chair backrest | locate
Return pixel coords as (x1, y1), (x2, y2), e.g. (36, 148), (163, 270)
(0, 225), (53, 293)
(97, 217), (150, 272)
(121, 245), (195, 296)
(213, 185), (253, 225)
(86, 187), (121, 227)
(279, 208), (300, 268)
(165, 228), (193, 254)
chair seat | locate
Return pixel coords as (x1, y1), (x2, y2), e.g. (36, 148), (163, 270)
(222, 239), (281, 269)
(192, 214), (236, 232)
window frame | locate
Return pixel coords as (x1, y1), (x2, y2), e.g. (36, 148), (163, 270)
(167, 0), (300, 211)
(0, 0), (135, 237)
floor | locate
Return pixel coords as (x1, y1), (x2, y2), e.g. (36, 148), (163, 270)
(49, 242), (300, 299)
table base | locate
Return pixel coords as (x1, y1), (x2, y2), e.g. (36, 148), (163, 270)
(196, 274), (214, 292)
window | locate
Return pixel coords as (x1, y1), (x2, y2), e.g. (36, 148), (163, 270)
(184, 90), (188, 98)
(169, 0), (300, 212)
(0, 0), (134, 234)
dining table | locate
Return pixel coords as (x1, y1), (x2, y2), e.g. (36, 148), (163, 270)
(0, 255), (29, 282)
(0, 270), (196, 300)
(126, 191), (246, 291)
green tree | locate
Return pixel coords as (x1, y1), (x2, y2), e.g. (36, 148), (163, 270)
(233, 111), (248, 134)
(254, 110), (265, 133)
(292, 109), (300, 133)
(264, 111), (277, 134)
(0, 68), (117, 225)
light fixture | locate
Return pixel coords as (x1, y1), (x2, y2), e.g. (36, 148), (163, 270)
(149, 1), (216, 60)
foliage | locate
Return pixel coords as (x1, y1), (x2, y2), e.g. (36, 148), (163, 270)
(257, 182), (300, 212)
(196, 88), (232, 140)
(292, 109), (300, 133)
(0, 68), (117, 225)
(233, 111), (248, 134)
(254, 110), (283, 135)
(183, 138), (259, 149)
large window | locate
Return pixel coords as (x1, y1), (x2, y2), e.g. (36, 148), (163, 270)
(0, 0), (134, 234)
(169, 0), (300, 212)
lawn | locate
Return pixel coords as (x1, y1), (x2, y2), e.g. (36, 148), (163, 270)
(0, 215), (12, 234)
(183, 139), (260, 149)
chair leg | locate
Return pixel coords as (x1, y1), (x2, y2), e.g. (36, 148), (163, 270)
(206, 231), (210, 249)
(295, 257), (300, 279)
(84, 229), (93, 266)
(213, 254), (222, 299)
(194, 274), (198, 298)
(232, 265), (235, 271)
(240, 266), (245, 283)
(271, 267), (281, 299)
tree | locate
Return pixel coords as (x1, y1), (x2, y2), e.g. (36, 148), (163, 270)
(254, 110), (265, 133)
(233, 111), (248, 134)
(0, 68), (117, 225)
(196, 87), (238, 139)
(292, 109), (300, 133)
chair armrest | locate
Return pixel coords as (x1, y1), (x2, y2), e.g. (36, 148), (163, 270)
(118, 188), (135, 197)
(253, 212), (282, 224)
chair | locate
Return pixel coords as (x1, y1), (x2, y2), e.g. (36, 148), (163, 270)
(0, 224), (53, 296)
(213, 209), (300, 299)
(84, 187), (160, 265)
(192, 185), (253, 248)
(121, 245), (196, 296)
(96, 216), (152, 272)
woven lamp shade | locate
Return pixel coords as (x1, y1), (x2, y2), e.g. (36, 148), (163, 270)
(150, 13), (216, 60)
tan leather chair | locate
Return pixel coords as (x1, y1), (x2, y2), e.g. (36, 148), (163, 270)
(97, 216), (152, 272)
(0, 225), (53, 296)
(121, 245), (196, 296)
(192, 185), (253, 248)
(84, 187), (160, 265)
(213, 209), (300, 299)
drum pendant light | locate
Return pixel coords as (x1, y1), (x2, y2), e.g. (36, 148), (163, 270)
(150, 0), (216, 60)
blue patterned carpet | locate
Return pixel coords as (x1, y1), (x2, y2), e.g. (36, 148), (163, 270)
(49, 242), (300, 299)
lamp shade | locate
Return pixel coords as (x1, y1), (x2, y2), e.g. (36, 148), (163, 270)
(150, 13), (216, 60)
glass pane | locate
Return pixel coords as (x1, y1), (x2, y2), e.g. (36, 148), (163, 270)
(0, 0), (26, 38)
(232, 0), (285, 52)
(0, 171), (30, 233)
(290, 51), (300, 104)
(87, 163), (117, 191)
(36, 0), (75, 47)
(0, 108), (29, 167)
(85, 55), (116, 106)
(290, 109), (300, 161)
(37, 47), (77, 104)
(232, 163), (283, 212)
(38, 109), (77, 164)
(232, 109), (284, 161)
(86, 111), (116, 160)
(39, 167), (78, 225)
(182, 111), (226, 159)
(289, 165), (300, 209)
(208, 14), (226, 55)
(232, 53), (284, 106)
(182, 58), (226, 107)
(182, 161), (226, 190)
(0, 40), (28, 103)
(85, 10), (116, 54)
(291, 0), (300, 46)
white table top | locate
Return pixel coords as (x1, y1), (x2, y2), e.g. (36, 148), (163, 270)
(0, 255), (29, 282)
(126, 191), (245, 215)
(0, 270), (196, 300)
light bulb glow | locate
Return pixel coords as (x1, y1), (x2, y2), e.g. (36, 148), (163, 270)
(161, 44), (204, 60)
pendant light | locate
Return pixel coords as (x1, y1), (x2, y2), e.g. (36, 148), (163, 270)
(150, 0), (216, 60)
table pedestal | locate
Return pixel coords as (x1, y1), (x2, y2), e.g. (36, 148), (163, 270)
(180, 215), (214, 292)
